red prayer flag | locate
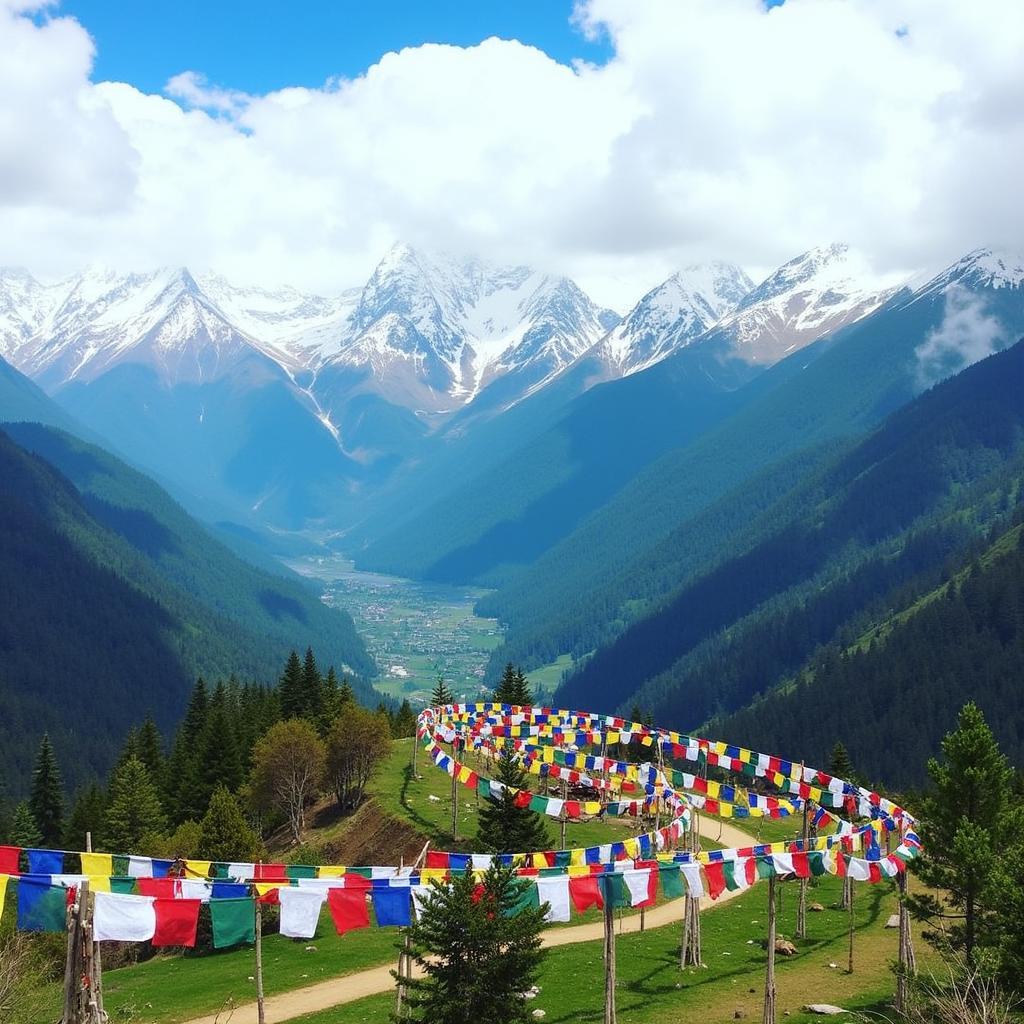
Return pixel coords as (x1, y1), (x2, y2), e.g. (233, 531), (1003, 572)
(513, 790), (533, 809)
(834, 852), (848, 878)
(869, 863), (882, 884)
(342, 874), (373, 891)
(137, 878), (178, 899)
(327, 889), (370, 934)
(635, 860), (659, 908)
(565, 801), (581, 819)
(568, 875), (604, 912)
(425, 851), (450, 869)
(703, 862), (727, 901)
(153, 898), (201, 947)
(0, 846), (20, 874)
(791, 853), (811, 879)
(254, 863), (287, 880)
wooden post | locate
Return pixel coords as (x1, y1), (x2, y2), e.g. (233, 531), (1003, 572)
(559, 780), (568, 851)
(762, 875), (777, 1024)
(895, 868), (916, 1013)
(602, 877), (617, 1024)
(451, 738), (459, 841)
(255, 900), (266, 1024)
(84, 832), (104, 1019)
(847, 878), (855, 974)
(62, 879), (86, 1024)
(796, 791), (809, 939)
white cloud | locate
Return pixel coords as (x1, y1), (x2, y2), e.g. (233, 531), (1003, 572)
(0, 0), (1022, 307)
(914, 284), (1007, 389)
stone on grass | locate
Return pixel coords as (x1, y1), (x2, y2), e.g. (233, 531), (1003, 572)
(774, 938), (797, 956)
(803, 1005), (847, 1016)
(809, 902), (825, 912)
(885, 914), (900, 928)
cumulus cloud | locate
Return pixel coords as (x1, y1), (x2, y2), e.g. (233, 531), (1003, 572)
(914, 284), (1007, 389)
(0, 0), (1022, 305)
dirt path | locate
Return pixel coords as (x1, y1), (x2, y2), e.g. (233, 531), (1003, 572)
(182, 820), (757, 1024)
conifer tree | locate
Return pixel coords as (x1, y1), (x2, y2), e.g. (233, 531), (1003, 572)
(64, 783), (107, 850)
(402, 863), (548, 1024)
(103, 757), (166, 852)
(431, 674), (453, 708)
(513, 667), (532, 706)
(337, 673), (355, 707)
(279, 650), (305, 719)
(194, 703), (243, 809)
(302, 646), (324, 722)
(164, 678), (209, 822)
(908, 703), (1014, 964)
(29, 734), (64, 847)
(828, 741), (856, 783)
(319, 665), (344, 729)
(477, 748), (549, 854)
(9, 801), (41, 847)
(393, 699), (417, 738)
(494, 663), (519, 704)
(136, 716), (165, 781)
(197, 785), (262, 862)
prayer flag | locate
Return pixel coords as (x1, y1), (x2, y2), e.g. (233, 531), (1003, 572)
(372, 887), (412, 927)
(153, 898), (201, 947)
(278, 887), (325, 939)
(80, 852), (113, 878)
(568, 874), (604, 912)
(0, 847), (19, 875)
(536, 875), (571, 922)
(94, 893), (156, 942)
(210, 897), (255, 948)
(328, 888), (369, 934)
(27, 850), (63, 874)
(18, 877), (69, 932)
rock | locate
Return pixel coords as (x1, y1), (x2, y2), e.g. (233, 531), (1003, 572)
(775, 938), (798, 956)
(428, 794), (441, 802)
(532, 1011), (546, 1020)
(305, 945), (318, 952)
(734, 1010), (746, 1019)
(803, 1006), (847, 1016)
(885, 914), (900, 928)
(809, 902), (825, 912)
(828, 961), (839, 969)
(749, 988), (756, 993)
(522, 991), (537, 1000)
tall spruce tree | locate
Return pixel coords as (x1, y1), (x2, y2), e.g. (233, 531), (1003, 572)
(9, 801), (41, 847)
(136, 716), (165, 781)
(64, 783), (108, 850)
(403, 863), (548, 1024)
(494, 663), (519, 704)
(302, 647), (324, 722)
(908, 703), (1014, 964)
(197, 785), (262, 862)
(477, 748), (549, 854)
(393, 699), (417, 738)
(431, 674), (453, 707)
(29, 734), (64, 847)
(279, 650), (305, 719)
(103, 757), (166, 852)
(164, 678), (210, 823)
(828, 741), (857, 784)
(513, 668), (532, 706)
(195, 702), (243, 807)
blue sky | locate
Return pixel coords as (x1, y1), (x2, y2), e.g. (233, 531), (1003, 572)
(58, 0), (613, 94)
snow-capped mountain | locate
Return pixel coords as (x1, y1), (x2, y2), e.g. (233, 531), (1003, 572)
(712, 243), (905, 365)
(909, 247), (1024, 301)
(594, 262), (753, 375)
(317, 244), (620, 415)
(0, 268), (58, 360)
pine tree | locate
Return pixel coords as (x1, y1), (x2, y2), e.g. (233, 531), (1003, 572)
(393, 699), (417, 738)
(103, 757), (166, 852)
(494, 663), (519, 704)
(136, 716), (165, 781)
(477, 748), (549, 854)
(9, 801), (41, 847)
(195, 702), (243, 807)
(828, 741), (856, 784)
(164, 678), (209, 823)
(279, 650), (305, 719)
(431, 674), (453, 708)
(29, 734), (64, 847)
(908, 703), (1014, 964)
(302, 646), (324, 722)
(64, 783), (107, 849)
(197, 785), (262, 862)
(512, 668), (532, 706)
(402, 863), (548, 1024)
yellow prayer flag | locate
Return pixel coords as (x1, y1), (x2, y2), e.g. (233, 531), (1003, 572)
(567, 865), (591, 877)
(79, 852), (113, 877)
(720, 802), (734, 818)
(319, 865), (346, 878)
(583, 801), (602, 815)
(88, 875), (111, 893)
(606, 730), (620, 744)
(421, 868), (448, 882)
(184, 859), (212, 878)
(0, 875), (8, 923)
(570, 849), (586, 867)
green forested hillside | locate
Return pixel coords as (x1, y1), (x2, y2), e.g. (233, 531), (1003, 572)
(480, 280), (1024, 677)
(711, 517), (1024, 787)
(0, 425), (376, 795)
(552, 340), (1023, 766)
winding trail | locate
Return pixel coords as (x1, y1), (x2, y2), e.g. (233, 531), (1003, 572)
(183, 820), (758, 1024)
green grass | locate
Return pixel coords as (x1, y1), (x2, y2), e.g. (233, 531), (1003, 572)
(290, 875), (920, 1024)
(526, 653), (576, 692)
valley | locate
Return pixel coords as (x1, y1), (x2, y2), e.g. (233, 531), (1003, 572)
(288, 553), (505, 705)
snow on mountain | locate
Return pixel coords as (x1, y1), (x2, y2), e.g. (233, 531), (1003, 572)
(595, 262), (753, 375)
(0, 268), (59, 360)
(14, 267), (280, 390)
(322, 244), (618, 411)
(715, 243), (906, 365)
(910, 247), (1024, 301)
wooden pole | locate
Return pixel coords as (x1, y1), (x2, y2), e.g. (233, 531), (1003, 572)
(894, 868), (917, 1013)
(451, 738), (459, 841)
(603, 877), (617, 1024)
(255, 900), (267, 1024)
(559, 780), (568, 851)
(762, 874), (777, 1024)
(84, 832), (104, 1018)
(847, 877), (855, 974)
(62, 880), (85, 1024)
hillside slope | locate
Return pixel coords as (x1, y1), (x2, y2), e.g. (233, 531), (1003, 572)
(0, 425), (376, 793)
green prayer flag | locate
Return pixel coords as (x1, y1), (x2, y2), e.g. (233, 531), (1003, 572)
(210, 897), (255, 948)
(659, 865), (685, 899)
(539, 866), (563, 877)
(477, 778), (491, 800)
(110, 876), (137, 894)
(602, 873), (630, 909)
(723, 860), (740, 890)
(756, 857), (775, 880)
(529, 795), (547, 814)
(285, 864), (317, 879)
(16, 878), (67, 932)
(809, 851), (828, 877)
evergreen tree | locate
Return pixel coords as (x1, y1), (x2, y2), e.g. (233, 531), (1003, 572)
(337, 673), (355, 707)
(115, 728), (141, 771)
(908, 703), (1014, 964)
(393, 699), (417, 738)
(136, 716), (165, 781)
(197, 785), (262, 862)
(477, 748), (549, 854)
(195, 701), (243, 805)
(431, 674), (453, 708)
(402, 863), (548, 1024)
(103, 757), (166, 852)
(9, 801), (41, 847)
(512, 667), (532, 706)
(64, 783), (107, 850)
(164, 678), (209, 823)
(279, 650), (305, 719)
(494, 663), (519, 704)
(302, 646), (324, 722)
(828, 741), (856, 783)
(29, 734), (64, 847)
